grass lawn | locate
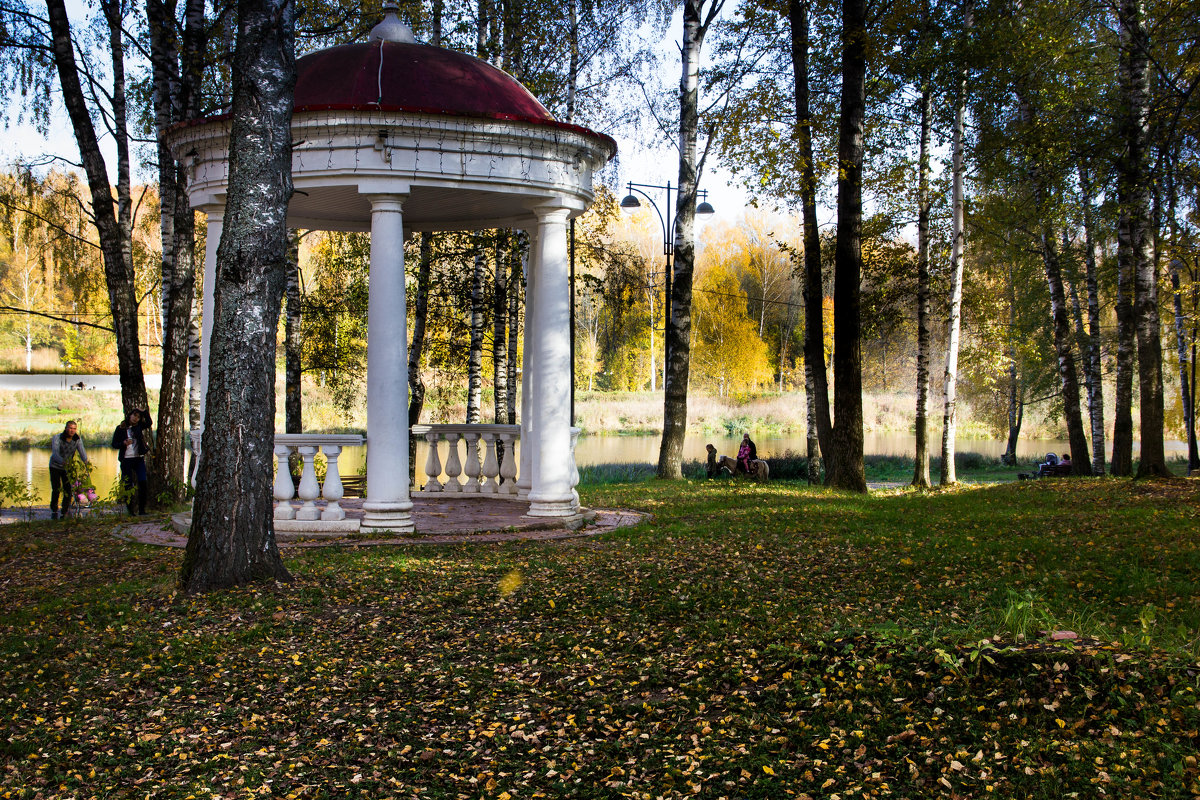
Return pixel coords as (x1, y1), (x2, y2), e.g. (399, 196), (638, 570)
(1, 478), (1198, 798)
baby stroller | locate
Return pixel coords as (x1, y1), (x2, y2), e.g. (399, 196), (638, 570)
(69, 487), (99, 519)
(1035, 452), (1059, 478)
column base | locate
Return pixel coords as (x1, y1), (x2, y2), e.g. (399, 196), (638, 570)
(526, 495), (579, 517)
(360, 500), (415, 532)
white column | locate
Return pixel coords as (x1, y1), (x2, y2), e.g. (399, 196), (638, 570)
(198, 206), (223, 435)
(527, 206), (577, 517)
(517, 227), (538, 499)
(361, 195), (414, 532)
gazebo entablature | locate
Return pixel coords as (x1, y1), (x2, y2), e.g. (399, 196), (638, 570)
(174, 110), (605, 233)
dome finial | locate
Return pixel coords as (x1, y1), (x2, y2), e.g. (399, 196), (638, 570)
(370, 2), (416, 44)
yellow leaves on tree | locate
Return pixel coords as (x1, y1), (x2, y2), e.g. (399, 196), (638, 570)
(692, 261), (772, 394)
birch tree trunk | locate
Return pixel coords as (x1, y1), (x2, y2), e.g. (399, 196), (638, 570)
(657, 0), (723, 479)
(1003, 263), (1022, 464)
(804, 361), (821, 483)
(507, 234), (522, 424)
(408, 233), (433, 426)
(46, 0), (149, 419)
(1169, 258), (1198, 470)
(284, 230), (302, 433)
(1078, 163), (1107, 472)
(912, 87), (932, 488)
(829, 0), (868, 493)
(1119, 0), (1169, 478)
(466, 249), (486, 424)
(181, 0), (295, 592)
(788, 0), (834, 475)
(940, 5), (970, 487)
(1111, 221), (1136, 475)
(187, 310), (202, 478)
(493, 233), (509, 424)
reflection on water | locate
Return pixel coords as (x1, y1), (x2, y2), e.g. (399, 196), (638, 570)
(1, 432), (1180, 502)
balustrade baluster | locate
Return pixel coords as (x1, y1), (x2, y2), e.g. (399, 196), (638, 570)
(296, 446), (321, 521)
(499, 433), (518, 495)
(569, 428), (581, 507)
(443, 433), (463, 492)
(480, 433), (499, 493)
(423, 432), (443, 493)
(320, 445), (346, 521)
(463, 433), (482, 493)
(273, 444), (296, 519)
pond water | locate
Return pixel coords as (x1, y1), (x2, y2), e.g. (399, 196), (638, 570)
(2, 431), (1182, 504)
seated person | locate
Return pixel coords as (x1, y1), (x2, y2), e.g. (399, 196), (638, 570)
(1036, 452), (1059, 478)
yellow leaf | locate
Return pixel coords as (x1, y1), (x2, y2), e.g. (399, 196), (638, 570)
(763, 765), (775, 776)
(498, 570), (522, 597)
(548, 600), (555, 609)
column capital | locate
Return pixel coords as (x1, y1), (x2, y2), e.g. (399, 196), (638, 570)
(532, 204), (571, 224)
(198, 203), (225, 221)
(365, 193), (409, 214)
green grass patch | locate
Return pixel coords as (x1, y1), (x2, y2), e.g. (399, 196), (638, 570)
(1, 478), (1198, 797)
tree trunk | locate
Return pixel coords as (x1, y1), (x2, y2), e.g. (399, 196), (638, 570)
(828, 0), (867, 493)
(507, 234), (522, 424)
(1078, 163), (1107, 473)
(1003, 261), (1022, 465)
(466, 249), (485, 424)
(566, 0), (579, 122)
(912, 87), (932, 488)
(408, 232), (433, 427)
(1111, 219), (1136, 476)
(181, 0), (295, 593)
(1040, 225), (1093, 473)
(147, 0), (205, 503)
(788, 0), (834, 475)
(804, 360), (821, 483)
(188, 309), (202, 480)
(46, 0), (149, 419)
(493, 232), (509, 423)
(940, 2), (972, 487)
(285, 229), (302, 433)
(1016, 97), (1090, 474)
(657, 0), (720, 479)
(1169, 258), (1198, 470)
(1119, 0), (1169, 478)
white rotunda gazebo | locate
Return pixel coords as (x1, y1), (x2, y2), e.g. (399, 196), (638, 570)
(170, 7), (615, 533)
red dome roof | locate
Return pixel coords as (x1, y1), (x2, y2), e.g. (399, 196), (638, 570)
(295, 41), (555, 125)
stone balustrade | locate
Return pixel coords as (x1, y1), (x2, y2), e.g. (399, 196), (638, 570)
(272, 434), (364, 528)
(412, 424), (522, 496)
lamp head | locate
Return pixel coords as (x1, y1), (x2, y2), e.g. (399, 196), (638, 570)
(696, 200), (715, 216)
(620, 194), (641, 209)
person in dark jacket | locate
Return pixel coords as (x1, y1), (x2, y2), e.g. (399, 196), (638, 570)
(49, 420), (88, 519)
(112, 410), (152, 515)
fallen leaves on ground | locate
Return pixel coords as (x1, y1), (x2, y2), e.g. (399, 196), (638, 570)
(0, 478), (1198, 798)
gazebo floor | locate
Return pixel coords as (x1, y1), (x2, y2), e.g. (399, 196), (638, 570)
(165, 495), (647, 546)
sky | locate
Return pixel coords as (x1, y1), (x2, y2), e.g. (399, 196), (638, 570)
(0, 0), (756, 234)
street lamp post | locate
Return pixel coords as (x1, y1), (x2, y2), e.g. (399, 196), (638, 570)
(620, 181), (714, 390)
